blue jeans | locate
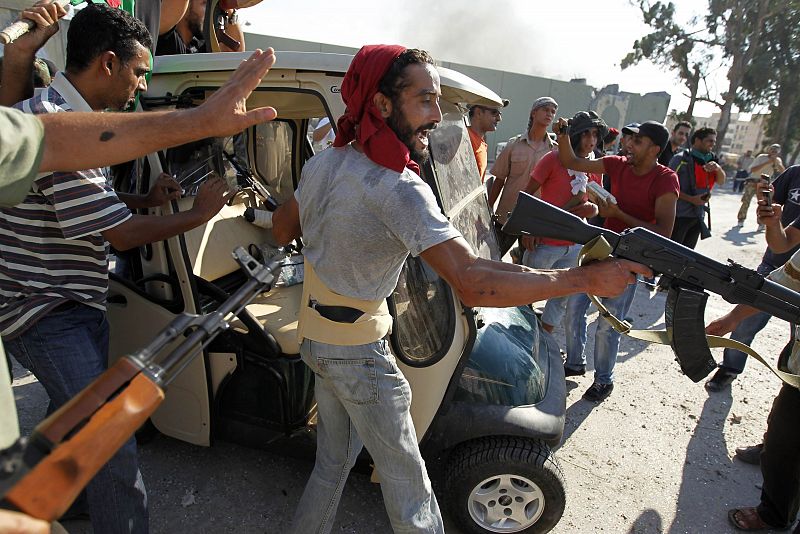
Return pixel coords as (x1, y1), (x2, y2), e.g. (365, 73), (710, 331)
(564, 282), (639, 384)
(4, 304), (148, 534)
(522, 243), (581, 328)
(290, 339), (443, 534)
(721, 261), (775, 374)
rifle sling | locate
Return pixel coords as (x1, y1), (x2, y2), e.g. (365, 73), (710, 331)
(578, 236), (800, 389)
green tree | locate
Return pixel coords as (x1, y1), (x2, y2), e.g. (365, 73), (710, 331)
(736, 1), (800, 153)
(625, 0), (780, 152)
(706, 0), (775, 153)
(621, 1), (715, 120)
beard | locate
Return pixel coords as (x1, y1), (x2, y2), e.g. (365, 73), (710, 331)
(386, 106), (436, 164)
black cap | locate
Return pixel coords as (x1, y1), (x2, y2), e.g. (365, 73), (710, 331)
(621, 122), (640, 135)
(624, 120), (670, 152)
(569, 111), (607, 137)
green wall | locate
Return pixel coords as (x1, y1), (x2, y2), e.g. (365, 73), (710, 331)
(246, 33), (671, 159)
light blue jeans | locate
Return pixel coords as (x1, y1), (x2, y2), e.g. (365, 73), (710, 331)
(721, 261), (775, 374)
(522, 243), (581, 327)
(290, 338), (443, 534)
(564, 281), (639, 384)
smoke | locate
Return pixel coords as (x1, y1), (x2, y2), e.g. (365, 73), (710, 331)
(390, 0), (555, 78)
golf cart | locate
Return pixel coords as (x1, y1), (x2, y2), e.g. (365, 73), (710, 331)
(105, 48), (567, 534)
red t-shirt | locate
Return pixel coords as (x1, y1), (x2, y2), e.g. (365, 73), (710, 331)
(602, 155), (679, 233)
(532, 150), (601, 246)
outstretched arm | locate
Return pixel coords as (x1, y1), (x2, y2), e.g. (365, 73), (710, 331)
(420, 236), (651, 308)
(38, 49), (278, 172)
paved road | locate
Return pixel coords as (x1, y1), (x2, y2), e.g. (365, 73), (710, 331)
(11, 184), (789, 533)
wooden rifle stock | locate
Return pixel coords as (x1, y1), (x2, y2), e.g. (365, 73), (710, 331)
(0, 247), (282, 521)
(4, 372), (164, 520)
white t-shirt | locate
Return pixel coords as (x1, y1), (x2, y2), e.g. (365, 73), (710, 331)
(296, 144), (462, 300)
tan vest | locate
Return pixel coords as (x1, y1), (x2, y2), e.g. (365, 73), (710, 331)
(297, 261), (393, 346)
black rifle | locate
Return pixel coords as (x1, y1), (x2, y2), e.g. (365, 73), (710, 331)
(502, 192), (800, 382)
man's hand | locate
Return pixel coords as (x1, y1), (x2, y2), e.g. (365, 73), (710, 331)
(706, 314), (739, 337)
(687, 193), (707, 206)
(595, 196), (620, 219)
(0, 509), (50, 534)
(703, 161), (721, 174)
(144, 173), (182, 207)
(553, 117), (569, 136)
(757, 200), (781, 226)
(192, 49), (278, 138)
(190, 177), (233, 222)
(521, 235), (539, 251)
(568, 200), (598, 219)
(578, 259), (652, 298)
(6, 0), (67, 55)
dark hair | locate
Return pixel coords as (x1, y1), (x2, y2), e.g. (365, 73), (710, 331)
(377, 48), (435, 106)
(691, 127), (716, 144)
(66, 4), (152, 73)
(570, 128), (600, 152)
(673, 121), (692, 132)
(468, 105), (477, 118)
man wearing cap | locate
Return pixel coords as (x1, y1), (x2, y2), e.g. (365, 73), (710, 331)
(738, 144), (785, 229)
(618, 122), (639, 157)
(468, 99), (507, 181)
(520, 111), (605, 336)
(668, 127), (726, 249)
(488, 96), (558, 256)
(270, 46), (649, 532)
(555, 119), (679, 402)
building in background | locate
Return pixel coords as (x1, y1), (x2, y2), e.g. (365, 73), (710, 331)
(691, 112), (769, 155)
(244, 33), (672, 163)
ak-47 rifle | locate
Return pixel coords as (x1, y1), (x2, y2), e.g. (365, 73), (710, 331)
(502, 192), (800, 382)
(0, 247), (282, 521)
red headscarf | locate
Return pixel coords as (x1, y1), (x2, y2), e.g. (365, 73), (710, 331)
(333, 45), (420, 175)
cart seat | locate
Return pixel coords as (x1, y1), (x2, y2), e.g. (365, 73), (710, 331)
(230, 283), (302, 355)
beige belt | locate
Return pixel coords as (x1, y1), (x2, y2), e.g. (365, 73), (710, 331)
(297, 261), (393, 346)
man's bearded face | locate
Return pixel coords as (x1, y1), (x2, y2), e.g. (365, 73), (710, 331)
(387, 105), (437, 163)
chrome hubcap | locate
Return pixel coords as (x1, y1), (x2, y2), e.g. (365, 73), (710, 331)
(466, 474), (545, 532)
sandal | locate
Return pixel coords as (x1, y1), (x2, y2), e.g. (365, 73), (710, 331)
(727, 508), (775, 531)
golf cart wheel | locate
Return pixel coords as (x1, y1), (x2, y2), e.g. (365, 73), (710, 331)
(445, 437), (565, 534)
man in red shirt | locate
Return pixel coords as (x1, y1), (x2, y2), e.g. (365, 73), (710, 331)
(556, 120), (679, 402)
(467, 100), (507, 181)
(520, 111), (604, 335)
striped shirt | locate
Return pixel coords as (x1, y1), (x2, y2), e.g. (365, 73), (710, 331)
(0, 73), (131, 338)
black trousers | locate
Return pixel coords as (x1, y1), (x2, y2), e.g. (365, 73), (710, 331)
(671, 216), (702, 250)
(758, 380), (800, 529)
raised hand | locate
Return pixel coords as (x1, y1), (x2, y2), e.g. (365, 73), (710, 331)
(193, 49), (279, 138)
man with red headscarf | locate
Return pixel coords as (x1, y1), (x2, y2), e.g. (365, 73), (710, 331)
(272, 45), (649, 533)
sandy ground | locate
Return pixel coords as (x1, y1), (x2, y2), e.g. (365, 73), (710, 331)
(11, 184), (792, 533)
